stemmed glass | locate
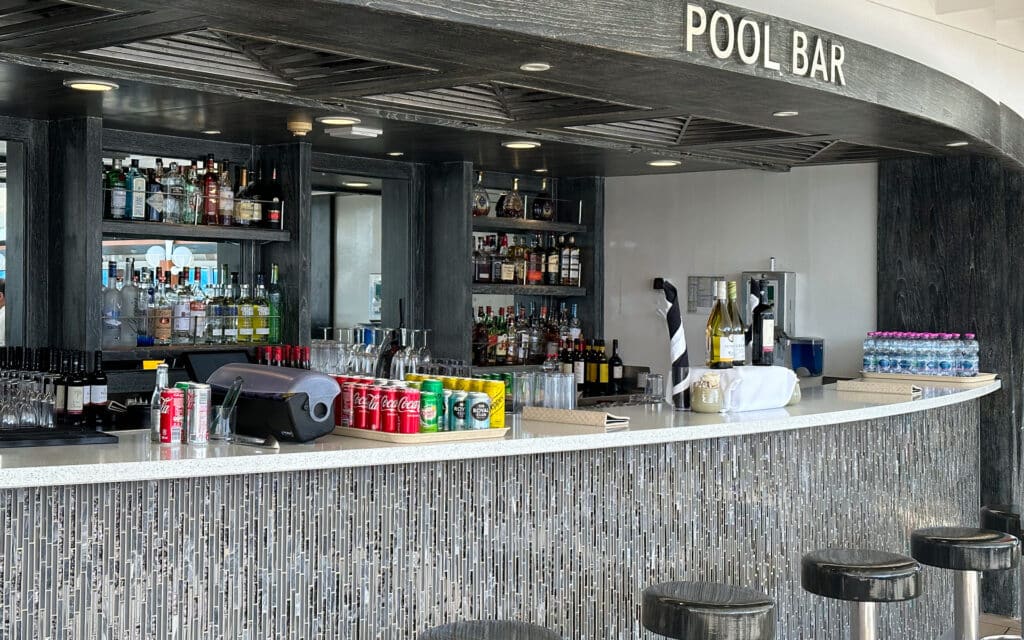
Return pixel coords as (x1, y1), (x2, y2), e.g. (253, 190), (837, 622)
(416, 329), (433, 372)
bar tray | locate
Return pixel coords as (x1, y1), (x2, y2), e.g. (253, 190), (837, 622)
(0, 428), (119, 448)
(332, 426), (509, 443)
(860, 371), (997, 385)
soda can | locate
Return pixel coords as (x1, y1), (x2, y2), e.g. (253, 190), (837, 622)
(453, 377), (471, 392)
(398, 389), (421, 434)
(449, 390), (468, 431)
(469, 378), (486, 393)
(419, 391), (440, 433)
(406, 381), (422, 390)
(381, 387), (400, 433)
(467, 392), (491, 430)
(186, 383), (211, 445)
(339, 381), (355, 427)
(374, 378), (389, 386)
(352, 384), (369, 429)
(365, 385), (383, 431)
(159, 387), (185, 444)
(482, 380), (506, 428)
(441, 389), (452, 431)
(441, 377), (457, 389)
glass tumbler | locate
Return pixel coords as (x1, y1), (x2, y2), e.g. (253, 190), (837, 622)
(511, 372), (535, 414)
(646, 373), (665, 404)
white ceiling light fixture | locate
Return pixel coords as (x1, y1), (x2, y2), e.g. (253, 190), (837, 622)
(946, 141), (969, 147)
(647, 159), (682, 167)
(201, 129), (221, 135)
(287, 119), (313, 137)
(520, 62), (552, 72)
(772, 110), (799, 117)
(502, 140), (541, 150)
(63, 78), (118, 92)
(343, 181), (371, 188)
(386, 151), (405, 157)
(316, 115), (362, 126)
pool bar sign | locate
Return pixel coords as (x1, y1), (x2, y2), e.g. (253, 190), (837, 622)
(685, 2), (847, 86)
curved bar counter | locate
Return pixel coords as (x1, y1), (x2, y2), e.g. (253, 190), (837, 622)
(0, 382), (997, 638)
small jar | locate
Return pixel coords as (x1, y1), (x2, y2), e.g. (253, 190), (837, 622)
(691, 373), (725, 413)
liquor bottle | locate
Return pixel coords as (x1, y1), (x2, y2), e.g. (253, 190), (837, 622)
(559, 235), (572, 285)
(568, 303), (582, 341)
(147, 159), (164, 222)
(66, 354), (87, 428)
(510, 237), (528, 284)
(150, 271), (173, 346)
(183, 162), (201, 224)
(494, 307), (508, 365)
(726, 281), (746, 366)
(236, 283), (254, 344)
(262, 166), (283, 229)
(205, 276), (224, 345)
(545, 234), (561, 285)
(566, 235), (582, 287)
(105, 159), (128, 220)
(472, 237), (491, 283)
(502, 177), (524, 219)
(527, 235), (544, 284)
(126, 159), (147, 221)
(189, 266), (207, 342)
(504, 310), (518, 366)
(609, 339), (624, 395)
(235, 167), (254, 226)
(222, 271), (239, 344)
(172, 271), (192, 345)
(89, 350), (108, 429)
(54, 354), (69, 425)
(573, 339), (586, 393)
(268, 263), (282, 345)
(252, 273), (270, 344)
(597, 340), (610, 396)
(119, 259), (140, 346)
(484, 306), (497, 366)
(471, 171), (490, 217)
(543, 306), (560, 359)
(150, 363), (169, 442)
(706, 281), (733, 369)
(203, 154), (220, 225)
(162, 161), (184, 224)
(750, 278), (775, 366)
(584, 341), (597, 396)
(101, 261), (122, 349)
(472, 306), (487, 366)
(499, 235), (516, 284)
(531, 178), (554, 221)
(218, 160), (234, 226)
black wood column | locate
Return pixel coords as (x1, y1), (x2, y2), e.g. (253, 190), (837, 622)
(424, 161), (472, 361)
(878, 155), (1023, 616)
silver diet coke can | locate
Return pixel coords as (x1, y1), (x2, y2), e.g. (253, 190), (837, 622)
(186, 383), (211, 445)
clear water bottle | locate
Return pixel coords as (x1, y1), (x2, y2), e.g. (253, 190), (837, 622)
(960, 333), (979, 377)
(937, 333), (955, 376)
(910, 333), (928, 375)
(950, 333), (962, 375)
(896, 332), (913, 373)
(922, 333), (939, 375)
(876, 332), (893, 373)
(862, 332), (878, 373)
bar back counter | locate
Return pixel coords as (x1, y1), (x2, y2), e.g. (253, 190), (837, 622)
(0, 382), (995, 638)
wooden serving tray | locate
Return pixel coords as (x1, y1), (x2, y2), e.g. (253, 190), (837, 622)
(332, 426), (510, 443)
(861, 371), (997, 385)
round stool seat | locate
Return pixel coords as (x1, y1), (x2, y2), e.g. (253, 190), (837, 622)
(419, 621), (562, 640)
(911, 527), (1020, 571)
(801, 549), (922, 602)
(642, 581), (775, 640)
(981, 505), (1022, 540)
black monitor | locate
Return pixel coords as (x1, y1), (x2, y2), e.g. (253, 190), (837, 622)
(182, 350), (251, 383)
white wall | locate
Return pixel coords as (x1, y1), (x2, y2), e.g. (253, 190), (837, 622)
(333, 194), (382, 328)
(604, 163), (877, 380)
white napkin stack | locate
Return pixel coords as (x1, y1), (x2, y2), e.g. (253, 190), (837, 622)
(689, 365), (799, 412)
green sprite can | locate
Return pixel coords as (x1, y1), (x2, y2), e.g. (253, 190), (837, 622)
(419, 391), (440, 433)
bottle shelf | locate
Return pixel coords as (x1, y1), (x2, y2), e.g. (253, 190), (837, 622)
(101, 344), (256, 362)
(471, 217), (587, 234)
(471, 284), (585, 297)
(471, 363), (545, 373)
(102, 220), (290, 243)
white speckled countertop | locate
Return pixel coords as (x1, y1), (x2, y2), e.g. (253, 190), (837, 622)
(0, 381), (999, 489)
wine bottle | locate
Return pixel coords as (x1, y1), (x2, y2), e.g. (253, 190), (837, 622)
(597, 340), (610, 396)
(706, 281), (733, 369)
(727, 281), (746, 366)
(609, 339), (624, 395)
(750, 279), (776, 366)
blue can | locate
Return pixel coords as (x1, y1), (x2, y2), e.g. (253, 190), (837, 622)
(449, 391), (468, 431)
(467, 392), (491, 430)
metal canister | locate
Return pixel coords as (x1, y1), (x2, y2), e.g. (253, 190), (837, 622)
(398, 388), (420, 434)
(381, 387), (400, 433)
(441, 389), (452, 431)
(419, 391), (440, 433)
(467, 392), (491, 430)
(185, 383), (210, 445)
(339, 381), (355, 427)
(159, 387), (185, 444)
(482, 380), (506, 428)
(449, 390), (468, 431)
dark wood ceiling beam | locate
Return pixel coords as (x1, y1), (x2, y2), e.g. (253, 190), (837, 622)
(0, 11), (208, 52)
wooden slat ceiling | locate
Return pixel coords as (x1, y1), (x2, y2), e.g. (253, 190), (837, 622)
(0, 0), (974, 174)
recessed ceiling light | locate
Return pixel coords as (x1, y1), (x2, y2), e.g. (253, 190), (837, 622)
(63, 78), (118, 92)
(343, 181), (371, 188)
(502, 140), (541, 150)
(520, 62), (552, 72)
(533, 168), (548, 173)
(946, 141), (969, 147)
(772, 110), (799, 117)
(316, 115), (361, 126)
(647, 159), (682, 167)
(201, 129), (221, 135)
(386, 151), (404, 157)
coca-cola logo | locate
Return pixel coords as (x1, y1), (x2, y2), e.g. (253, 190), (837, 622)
(353, 393), (366, 409)
(381, 395), (398, 413)
(366, 395), (380, 411)
(397, 397), (420, 413)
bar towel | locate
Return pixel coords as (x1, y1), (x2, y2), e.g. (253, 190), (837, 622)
(660, 279), (690, 410)
(689, 366), (798, 412)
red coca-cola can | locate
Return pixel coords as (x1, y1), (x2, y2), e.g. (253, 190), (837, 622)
(351, 384), (369, 429)
(398, 388), (421, 434)
(339, 381), (355, 427)
(272, 346), (284, 366)
(159, 387), (185, 444)
(381, 387), (400, 433)
(365, 385), (382, 431)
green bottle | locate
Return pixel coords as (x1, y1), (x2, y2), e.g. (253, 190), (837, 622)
(268, 263), (283, 344)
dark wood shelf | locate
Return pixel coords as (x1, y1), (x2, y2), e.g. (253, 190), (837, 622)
(102, 344), (256, 362)
(471, 284), (585, 297)
(471, 217), (586, 234)
(471, 363), (544, 373)
(102, 220), (290, 243)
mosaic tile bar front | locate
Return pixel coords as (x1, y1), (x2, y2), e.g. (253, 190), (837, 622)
(0, 401), (979, 639)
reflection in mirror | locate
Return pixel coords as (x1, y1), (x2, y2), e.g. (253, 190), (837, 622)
(100, 238), (240, 349)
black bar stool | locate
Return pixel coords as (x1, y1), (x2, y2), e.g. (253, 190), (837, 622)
(981, 505), (1023, 627)
(911, 526), (1021, 640)
(641, 581), (775, 640)
(800, 549), (922, 640)
(418, 621), (562, 639)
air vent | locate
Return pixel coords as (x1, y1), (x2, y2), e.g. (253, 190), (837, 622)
(708, 139), (837, 165)
(71, 29), (434, 91)
(565, 116), (793, 147)
(356, 82), (644, 123)
(801, 141), (920, 165)
(0, 0), (119, 42)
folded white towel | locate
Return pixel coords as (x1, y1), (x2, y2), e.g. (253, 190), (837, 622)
(689, 366), (799, 412)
